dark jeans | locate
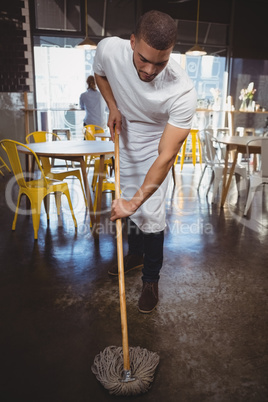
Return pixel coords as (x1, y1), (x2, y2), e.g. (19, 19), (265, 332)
(127, 218), (164, 283)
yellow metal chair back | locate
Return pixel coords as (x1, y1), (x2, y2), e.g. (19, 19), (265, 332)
(82, 126), (96, 173)
(25, 131), (61, 175)
(25, 130), (48, 143)
(0, 139), (77, 240)
(2, 141), (28, 188)
(82, 125), (115, 223)
(83, 125), (114, 189)
(26, 131), (87, 207)
(83, 125), (105, 141)
(0, 155), (11, 176)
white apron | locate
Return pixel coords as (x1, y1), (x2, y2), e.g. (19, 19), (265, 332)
(93, 37), (197, 232)
(119, 118), (170, 232)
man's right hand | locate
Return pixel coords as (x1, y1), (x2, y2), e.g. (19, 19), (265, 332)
(94, 74), (121, 141)
(108, 107), (122, 141)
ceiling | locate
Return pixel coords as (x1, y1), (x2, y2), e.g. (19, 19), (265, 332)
(139, 0), (268, 58)
(32, 0), (268, 59)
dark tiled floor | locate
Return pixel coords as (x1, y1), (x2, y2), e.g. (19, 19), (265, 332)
(0, 164), (268, 402)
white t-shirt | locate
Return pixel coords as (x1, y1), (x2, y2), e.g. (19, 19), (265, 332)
(93, 37), (197, 232)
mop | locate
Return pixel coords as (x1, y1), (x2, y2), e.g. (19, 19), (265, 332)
(91, 129), (160, 396)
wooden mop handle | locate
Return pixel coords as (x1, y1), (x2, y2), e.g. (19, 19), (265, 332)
(114, 129), (130, 372)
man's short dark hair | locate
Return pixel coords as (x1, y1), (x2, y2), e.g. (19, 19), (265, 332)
(135, 10), (177, 50)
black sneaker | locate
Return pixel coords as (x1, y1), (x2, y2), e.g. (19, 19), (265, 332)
(138, 282), (158, 313)
(108, 254), (144, 276)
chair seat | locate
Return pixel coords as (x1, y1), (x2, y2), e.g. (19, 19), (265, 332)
(27, 177), (65, 188)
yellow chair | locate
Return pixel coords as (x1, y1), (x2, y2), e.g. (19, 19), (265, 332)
(83, 125), (114, 190)
(93, 177), (116, 213)
(0, 139), (77, 240)
(83, 125), (116, 223)
(0, 155), (11, 176)
(174, 129), (202, 170)
(26, 131), (87, 207)
(83, 124), (109, 141)
(83, 125), (101, 181)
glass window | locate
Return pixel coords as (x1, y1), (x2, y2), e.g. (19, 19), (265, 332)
(33, 39), (228, 137)
(34, 0), (81, 31)
(33, 39), (97, 139)
(171, 53), (227, 129)
(185, 54), (228, 129)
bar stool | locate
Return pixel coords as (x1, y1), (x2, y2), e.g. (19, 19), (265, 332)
(52, 128), (71, 140)
(174, 129), (202, 170)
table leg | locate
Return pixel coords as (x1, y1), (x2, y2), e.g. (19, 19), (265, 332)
(25, 154), (35, 209)
(220, 148), (238, 207)
(79, 157), (96, 227)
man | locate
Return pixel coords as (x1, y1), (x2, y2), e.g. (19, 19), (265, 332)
(93, 10), (197, 313)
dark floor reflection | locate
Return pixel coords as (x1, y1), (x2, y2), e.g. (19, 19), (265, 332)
(0, 164), (268, 402)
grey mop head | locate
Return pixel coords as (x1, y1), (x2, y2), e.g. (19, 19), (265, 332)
(91, 345), (160, 396)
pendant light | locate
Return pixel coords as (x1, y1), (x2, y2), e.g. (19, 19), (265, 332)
(186, 0), (206, 56)
(77, 0), (97, 49)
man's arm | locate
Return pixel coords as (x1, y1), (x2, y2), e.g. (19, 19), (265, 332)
(110, 123), (190, 221)
(94, 73), (122, 139)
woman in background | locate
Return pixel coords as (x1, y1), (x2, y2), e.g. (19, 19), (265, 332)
(79, 75), (107, 128)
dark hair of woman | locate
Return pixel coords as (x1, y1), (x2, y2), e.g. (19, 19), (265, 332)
(87, 75), (97, 91)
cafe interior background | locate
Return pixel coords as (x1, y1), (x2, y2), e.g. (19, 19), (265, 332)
(0, 1), (268, 401)
(0, 0), (267, 142)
